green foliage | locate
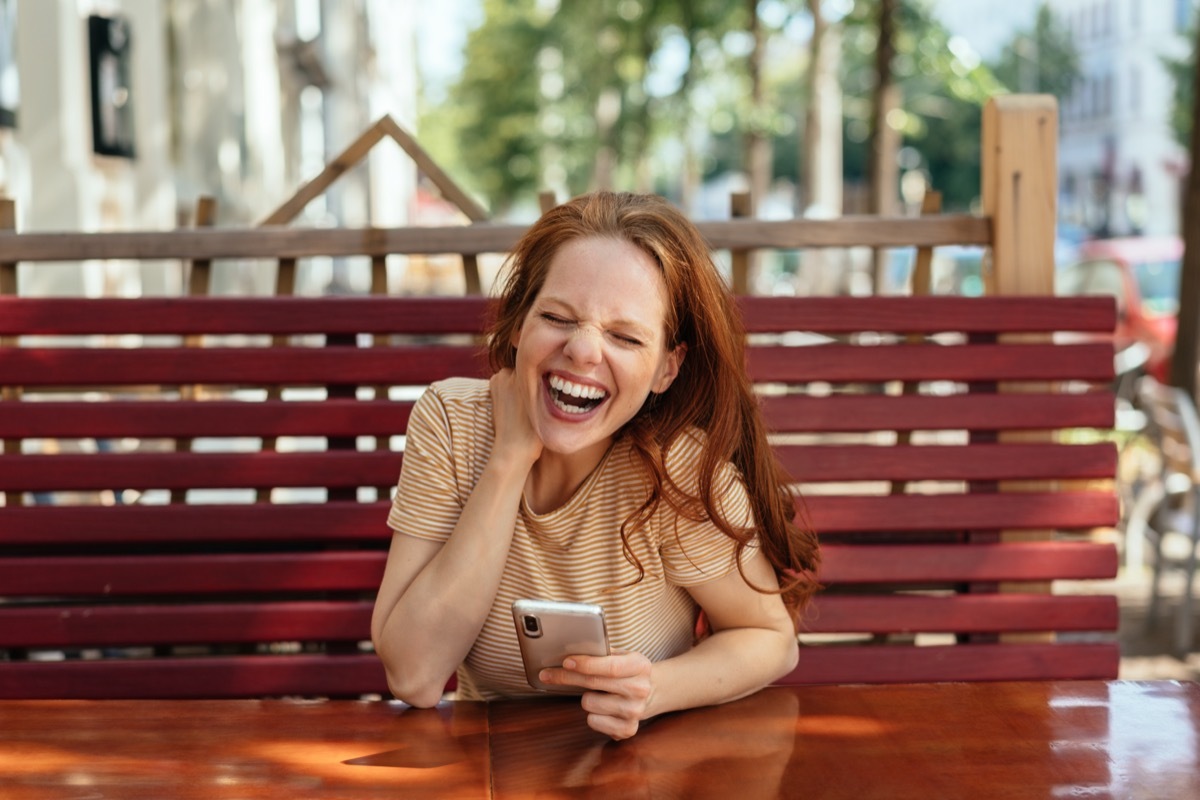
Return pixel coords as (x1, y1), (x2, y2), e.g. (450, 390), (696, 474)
(835, 0), (1004, 210)
(430, 0), (1018, 214)
(440, 0), (748, 213)
(1164, 12), (1198, 148)
(990, 3), (1081, 99)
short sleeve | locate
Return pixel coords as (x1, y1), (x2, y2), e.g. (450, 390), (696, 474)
(386, 385), (465, 542)
(658, 434), (759, 587)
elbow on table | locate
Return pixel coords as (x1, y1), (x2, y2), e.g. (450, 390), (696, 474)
(382, 664), (452, 709)
(763, 628), (800, 685)
(386, 671), (448, 710)
(779, 633), (800, 678)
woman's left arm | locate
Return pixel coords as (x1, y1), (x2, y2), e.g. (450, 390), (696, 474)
(537, 551), (798, 740)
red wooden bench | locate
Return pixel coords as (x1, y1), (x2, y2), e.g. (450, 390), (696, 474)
(0, 292), (1119, 697)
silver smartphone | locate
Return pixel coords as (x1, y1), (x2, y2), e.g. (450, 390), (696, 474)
(511, 599), (610, 693)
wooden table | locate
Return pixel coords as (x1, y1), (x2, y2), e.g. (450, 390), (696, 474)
(3, 681), (1197, 799)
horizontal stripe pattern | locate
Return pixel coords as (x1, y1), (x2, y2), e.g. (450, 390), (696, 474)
(387, 379), (755, 699)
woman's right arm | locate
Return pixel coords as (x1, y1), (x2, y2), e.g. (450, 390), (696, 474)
(370, 372), (542, 706)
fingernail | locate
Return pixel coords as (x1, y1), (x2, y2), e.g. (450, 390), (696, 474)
(539, 669), (551, 681)
(562, 658), (576, 670)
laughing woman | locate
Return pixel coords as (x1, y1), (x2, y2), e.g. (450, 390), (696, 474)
(371, 191), (820, 740)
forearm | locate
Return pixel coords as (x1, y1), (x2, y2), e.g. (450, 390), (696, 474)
(373, 459), (528, 703)
(643, 625), (799, 719)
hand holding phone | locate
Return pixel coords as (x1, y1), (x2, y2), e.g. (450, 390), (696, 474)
(511, 599), (610, 693)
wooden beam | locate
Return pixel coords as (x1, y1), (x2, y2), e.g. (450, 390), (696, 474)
(377, 116), (489, 222)
(260, 119), (390, 225)
(0, 216), (993, 263)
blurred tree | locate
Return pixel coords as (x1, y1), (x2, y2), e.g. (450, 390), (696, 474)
(839, 0), (1004, 213)
(990, 2), (1081, 99)
(1164, 14), (1196, 148)
(430, 0), (1002, 217)
(439, 0), (748, 214)
(1169, 20), (1200, 398)
(440, 0), (547, 213)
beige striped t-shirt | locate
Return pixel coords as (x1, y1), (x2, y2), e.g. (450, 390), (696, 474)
(386, 378), (756, 700)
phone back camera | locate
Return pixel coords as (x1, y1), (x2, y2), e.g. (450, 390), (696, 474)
(522, 614), (542, 637)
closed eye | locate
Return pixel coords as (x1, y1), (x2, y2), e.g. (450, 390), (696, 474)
(539, 312), (573, 326)
(610, 332), (644, 347)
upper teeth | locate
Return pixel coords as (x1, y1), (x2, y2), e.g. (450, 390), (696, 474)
(549, 375), (606, 400)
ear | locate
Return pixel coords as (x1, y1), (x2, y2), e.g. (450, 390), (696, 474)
(652, 342), (686, 394)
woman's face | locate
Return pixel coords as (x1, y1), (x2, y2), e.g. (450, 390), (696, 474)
(511, 235), (684, 467)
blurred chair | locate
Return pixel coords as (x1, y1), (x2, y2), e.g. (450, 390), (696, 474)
(1113, 342), (1151, 569)
(1132, 376), (1200, 656)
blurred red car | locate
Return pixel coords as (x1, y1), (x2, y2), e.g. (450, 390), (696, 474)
(1056, 236), (1183, 382)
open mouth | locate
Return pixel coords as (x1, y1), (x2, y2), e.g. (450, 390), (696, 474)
(547, 374), (607, 415)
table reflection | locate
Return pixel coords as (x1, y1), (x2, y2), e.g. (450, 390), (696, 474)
(489, 690), (798, 799)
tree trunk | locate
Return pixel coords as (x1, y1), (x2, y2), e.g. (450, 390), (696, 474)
(869, 0), (899, 293)
(745, 0), (771, 209)
(802, 0), (842, 217)
(1168, 24), (1200, 398)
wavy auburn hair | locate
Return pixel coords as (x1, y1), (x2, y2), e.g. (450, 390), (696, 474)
(486, 191), (820, 621)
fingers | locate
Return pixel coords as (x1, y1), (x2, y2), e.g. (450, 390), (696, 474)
(488, 369), (542, 464)
(539, 652), (654, 740)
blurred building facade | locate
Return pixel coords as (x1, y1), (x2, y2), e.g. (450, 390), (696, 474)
(0, 0), (419, 295)
(1056, 0), (1195, 239)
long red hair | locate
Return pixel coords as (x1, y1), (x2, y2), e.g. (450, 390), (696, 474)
(487, 191), (820, 621)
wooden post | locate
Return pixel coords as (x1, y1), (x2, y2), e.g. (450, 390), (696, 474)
(0, 198), (15, 297)
(981, 95), (1059, 295)
(981, 96), (1061, 636)
(1, 198), (19, 507)
(174, 197), (217, 503)
(909, 191), (942, 297)
(730, 191), (753, 294)
(186, 196), (218, 296)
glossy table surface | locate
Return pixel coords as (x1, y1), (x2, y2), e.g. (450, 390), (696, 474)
(3, 681), (1198, 799)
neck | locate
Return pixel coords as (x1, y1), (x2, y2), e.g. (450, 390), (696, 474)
(524, 439), (613, 514)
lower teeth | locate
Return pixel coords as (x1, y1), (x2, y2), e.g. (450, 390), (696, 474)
(552, 392), (599, 415)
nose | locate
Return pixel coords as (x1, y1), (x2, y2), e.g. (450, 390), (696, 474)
(563, 324), (603, 365)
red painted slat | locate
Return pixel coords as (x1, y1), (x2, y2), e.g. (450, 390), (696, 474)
(0, 493), (1119, 543)
(760, 393), (1116, 432)
(0, 443), (1113, 491)
(737, 296), (1117, 334)
(0, 296), (492, 335)
(778, 643), (1120, 684)
(804, 491), (1119, 533)
(0, 400), (414, 439)
(749, 343), (1115, 383)
(1, 451), (403, 492)
(0, 393), (1117, 440)
(0, 346), (489, 386)
(0, 501), (392, 544)
(776, 442), (1117, 482)
(805, 594), (1118, 633)
(0, 601), (375, 648)
(0, 593), (1117, 650)
(0, 654), (389, 699)
(818, 542), (1119, 583)
(0, 552), (386, 595)
(0, 542), (1120, 598)
(0, 295), (1116, 336)
(1, 344), (1115, 387)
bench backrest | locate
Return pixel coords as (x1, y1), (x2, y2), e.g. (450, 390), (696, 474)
(0, 294), (1119, 698)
